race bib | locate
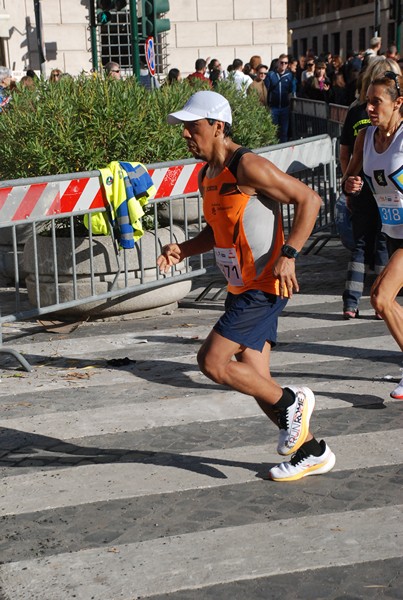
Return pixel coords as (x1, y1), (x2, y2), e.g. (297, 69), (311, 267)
(374, 192), (403, 226)
(214, 246), (244, 286)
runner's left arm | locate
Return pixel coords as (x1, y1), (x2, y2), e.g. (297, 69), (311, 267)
(237, 152), (322, 297)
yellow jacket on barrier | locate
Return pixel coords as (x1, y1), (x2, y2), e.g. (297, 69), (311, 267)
(85, 161), (156, 249)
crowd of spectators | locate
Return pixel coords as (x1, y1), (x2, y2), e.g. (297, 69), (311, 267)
(1, 37), (402, 139)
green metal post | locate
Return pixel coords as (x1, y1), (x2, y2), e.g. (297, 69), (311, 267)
(129, 0), (140, 79)
(89, 0), (99, 71)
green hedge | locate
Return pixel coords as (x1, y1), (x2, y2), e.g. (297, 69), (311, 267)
(0, 75), (278, 180)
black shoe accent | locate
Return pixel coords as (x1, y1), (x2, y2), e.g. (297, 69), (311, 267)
(274, 388), (296, 430)
(274, 387), (295, 411)
(300, 437), (324, 457)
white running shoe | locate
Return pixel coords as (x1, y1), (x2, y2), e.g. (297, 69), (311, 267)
(390, 370), (403, 399)
(276, 386), (315, 456)
(270, 440), (336, 482)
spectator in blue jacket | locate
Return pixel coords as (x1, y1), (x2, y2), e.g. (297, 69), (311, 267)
(264, 54), (295, 142)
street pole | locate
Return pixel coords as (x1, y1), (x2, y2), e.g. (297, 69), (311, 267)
(33, 0), (46, 77)
(129, 0), (140, 79)
(89, 0), (99, 72)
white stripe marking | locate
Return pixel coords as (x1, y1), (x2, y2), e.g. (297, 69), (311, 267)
(0, 505), (401, 599)
(171, 163), (197, 195)
(1, 430), (402, 516)
(149, 166), (168, 190)
(73, 177), (101, 211)
(0, 388), (395, 439)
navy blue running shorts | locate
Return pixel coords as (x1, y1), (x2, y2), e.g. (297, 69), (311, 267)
(213, 289), (288, 352)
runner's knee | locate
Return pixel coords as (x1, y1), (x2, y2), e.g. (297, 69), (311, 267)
(197, 348), (226, 383)
(371, 286), (391, 314)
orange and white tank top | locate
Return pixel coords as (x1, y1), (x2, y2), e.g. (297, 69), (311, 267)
(202, 147), (285, 296)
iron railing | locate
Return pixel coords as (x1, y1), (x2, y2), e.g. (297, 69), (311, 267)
(0, 135), (337, 371)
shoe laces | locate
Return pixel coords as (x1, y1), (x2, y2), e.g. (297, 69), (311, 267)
(289, 446), (309, 466)
(276, 391), (302, 430)
(276, 409), (288, 430)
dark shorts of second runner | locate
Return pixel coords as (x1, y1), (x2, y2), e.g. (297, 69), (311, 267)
(213, 289), (288, 352)
(387, 235), (403, 255)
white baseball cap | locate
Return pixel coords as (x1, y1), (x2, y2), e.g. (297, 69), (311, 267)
(167, 91), (232, 125)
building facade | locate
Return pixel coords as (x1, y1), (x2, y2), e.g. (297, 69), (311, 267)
(0, 0), (287, 78)
(288, 0), (399, 60)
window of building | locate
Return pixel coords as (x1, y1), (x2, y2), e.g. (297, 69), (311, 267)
(323, 34), (329, 52)
(301, 37), (308, 56)
(332, 32), (340, 55)
(312, 36), (318, 55)
(293, 39), (298, 59)
(359, 28), (366, 51)
(346, 29), (353, 52)
(387, 22), (396, 46)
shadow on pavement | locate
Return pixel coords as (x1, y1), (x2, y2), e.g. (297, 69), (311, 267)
(0, 427), (273, 479)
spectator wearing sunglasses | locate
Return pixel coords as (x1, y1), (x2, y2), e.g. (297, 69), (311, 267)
(104, 61), (121, 80)
(301, 59), (316, 88)
(264, 53), (295, 142)
(49, 68), (63, 83)
(247, 64), (269, 106)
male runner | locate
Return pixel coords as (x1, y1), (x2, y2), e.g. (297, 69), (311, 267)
(157, 90), (336, 481)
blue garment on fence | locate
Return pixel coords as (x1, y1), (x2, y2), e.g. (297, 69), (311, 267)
(86, 161), (156, 249)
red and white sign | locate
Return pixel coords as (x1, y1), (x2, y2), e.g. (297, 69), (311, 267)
(145, 37), (155, 77)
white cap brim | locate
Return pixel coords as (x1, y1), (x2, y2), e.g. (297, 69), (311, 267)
(167, 110), (207, 125)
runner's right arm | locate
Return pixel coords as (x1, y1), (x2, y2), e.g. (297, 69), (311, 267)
(157, 225), (215, 273)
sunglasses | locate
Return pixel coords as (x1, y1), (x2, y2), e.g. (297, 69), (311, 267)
(384, 70), (401, 96)
(279, 61), (288, 65)
(307, 63), (314, 67)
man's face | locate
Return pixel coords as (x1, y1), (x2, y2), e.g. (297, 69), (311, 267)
(256, 67), (268, 81)
(109, 66), (121, 80)
(277, 58), (289, 74)
(182, 119), (217, 160)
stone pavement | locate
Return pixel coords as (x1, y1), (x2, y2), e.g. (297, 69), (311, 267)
(0, 239), (402, 600)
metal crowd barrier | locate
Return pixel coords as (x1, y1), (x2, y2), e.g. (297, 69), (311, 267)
(290, 97), (348, 143)
(0, 135), (337, 371)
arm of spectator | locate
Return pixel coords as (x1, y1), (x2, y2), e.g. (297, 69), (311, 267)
(341, 128), (365, 194)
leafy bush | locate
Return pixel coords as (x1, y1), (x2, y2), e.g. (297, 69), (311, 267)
(0, 75), (278, 180)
